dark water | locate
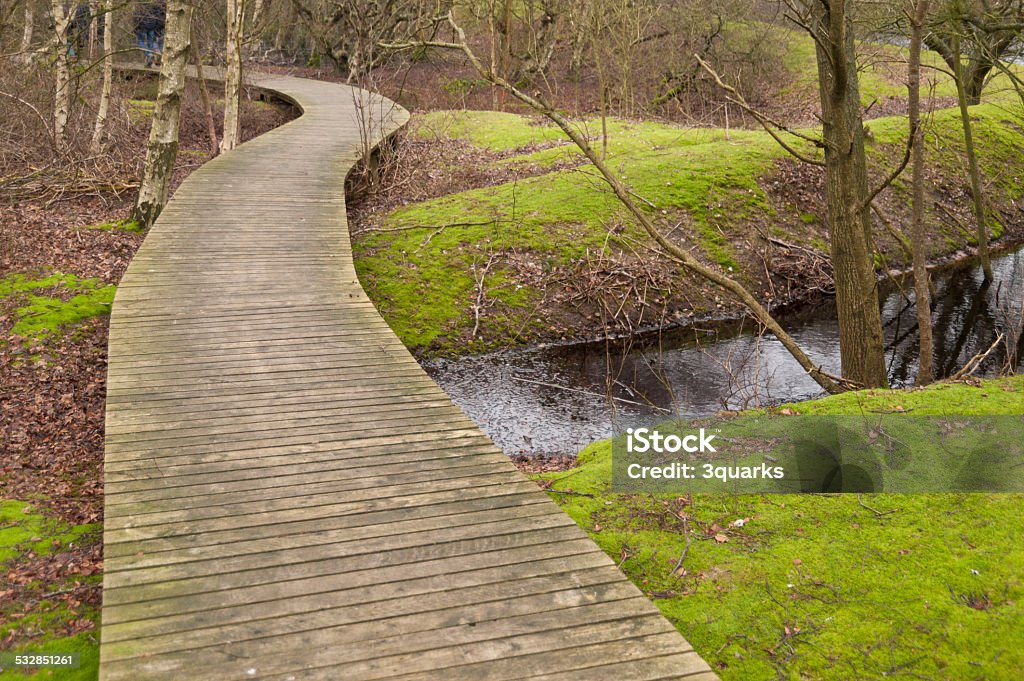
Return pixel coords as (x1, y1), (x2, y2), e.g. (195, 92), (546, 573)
(422, 248), (1024, 456)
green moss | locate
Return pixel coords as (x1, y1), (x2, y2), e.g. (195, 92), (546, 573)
(0, 501), (97, 565)
(786, 374), (1024, 416)
(126, 99), (155, 124)
(0, 632), (100, 680)
(82, 218), (144, 234)
(0, 272), (116, 341)
(359, 32), (1024, 355)
(539, 375), (1024, 679)
(0, 504), (101, 680)
(415, 110), (566, 151)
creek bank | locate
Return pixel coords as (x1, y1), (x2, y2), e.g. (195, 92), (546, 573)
(351, 104), (1024, 358)
(426, 243), (1024, 458)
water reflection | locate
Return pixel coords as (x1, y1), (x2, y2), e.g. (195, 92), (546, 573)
(423, 248), (1024, 456)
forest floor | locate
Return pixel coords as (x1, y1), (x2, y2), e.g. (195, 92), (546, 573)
(0, 76), (294, 677)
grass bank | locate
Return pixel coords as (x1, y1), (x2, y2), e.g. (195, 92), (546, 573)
(535, 375), (1024, 679)
(352, 39), (1024, 356)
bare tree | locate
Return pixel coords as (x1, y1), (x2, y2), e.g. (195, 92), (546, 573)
(908, 0), (935, 384)
(132, 0), (194, 227)
(926, 0), (1024, 105)
(290, 0), (447, 80)
(50, 0), (72, 147)
(221, 0), (245, 152)
(90, 0), (114, 152)
(950, 22), (996, 281)
(19, 3), (35, 60)
(781, 0), (889, 388)
(387, 12), (851, 394)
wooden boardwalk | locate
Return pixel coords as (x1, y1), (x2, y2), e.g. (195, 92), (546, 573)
(101, 72), (717, 681)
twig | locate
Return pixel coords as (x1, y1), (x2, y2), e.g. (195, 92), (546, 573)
(471, 253), (498, 338)
(671, 517), (692, 576)
(857, 494), (898, 517)
(545, 489), (594, 498)
(859, 132), (915, 213)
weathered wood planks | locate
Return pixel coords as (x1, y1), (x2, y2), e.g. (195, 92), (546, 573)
(101, 70), (718, 681)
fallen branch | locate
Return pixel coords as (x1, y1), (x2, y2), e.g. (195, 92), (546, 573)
(471, 252), (498, 339)
(671, 516), (692, 576)
(510, 376), (671, 411)
(951, 333), (1004, 380)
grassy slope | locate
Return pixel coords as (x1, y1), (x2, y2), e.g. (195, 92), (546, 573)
(538, 375), (1024, 680)
(354, 35), (1024, 355)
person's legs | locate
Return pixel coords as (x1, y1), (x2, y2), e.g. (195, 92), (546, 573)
(153, 30), (164, 64)
(136, 28), (150, 65)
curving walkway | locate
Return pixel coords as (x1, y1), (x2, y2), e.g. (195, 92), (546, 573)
(101, 71), (717, 681)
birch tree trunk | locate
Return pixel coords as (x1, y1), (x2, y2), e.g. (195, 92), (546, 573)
(88, 0), (98, 57)
(51, 0), (72, 148)
(90, 0), (114, 152)
(908, 0), (934, 385)
(807, 0), (888, 388)
(220, 0), (245, 153)
(132, 0), (194, 228)
(19, 4), (35, 60)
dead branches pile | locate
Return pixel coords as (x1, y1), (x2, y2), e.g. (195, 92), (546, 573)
(756, 228), (834, 300)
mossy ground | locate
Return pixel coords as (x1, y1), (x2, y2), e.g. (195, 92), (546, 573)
(80, 219), (143, 235)
(537, 375), (1024, 680)
(354, 33), (1024, 356)
(1, 221), (123, 678)
(0, 272), (116, 342)
(0, 503), (101, 680)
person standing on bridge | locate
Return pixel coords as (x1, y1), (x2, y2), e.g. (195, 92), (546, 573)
(134, 0), (166, 67)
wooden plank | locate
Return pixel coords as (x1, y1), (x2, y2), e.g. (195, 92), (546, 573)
(100, 68), (715, 681)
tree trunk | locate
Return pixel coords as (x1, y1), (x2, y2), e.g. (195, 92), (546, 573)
(51, 0), (72, 148)
(443, 15), (847, 395)
(132, 0), (193, 228)
(908, 0), (934, 385)
(20, 4), (35, 60)
(194, 50), (220, 156)
(88, 0), (98, 57)
(567, 0), (592, 80)
(90, 0), (114, 153)
(953, 34), (993, 282)
(965, 61), (989, 106)
(808, 0), (888, 388)
(221, 0), (245, 153)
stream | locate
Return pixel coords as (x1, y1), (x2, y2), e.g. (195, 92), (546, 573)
(422, 247), (1024, 457)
